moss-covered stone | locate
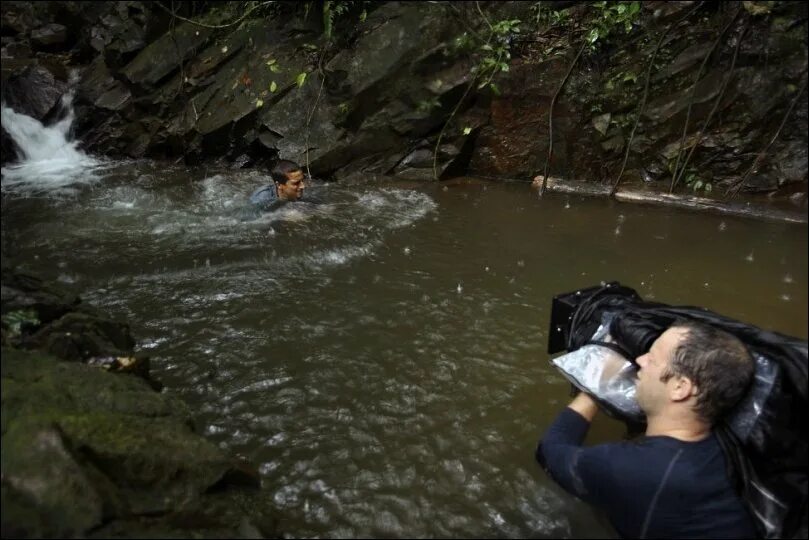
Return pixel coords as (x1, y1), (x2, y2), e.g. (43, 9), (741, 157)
(1, 348), (265, 538)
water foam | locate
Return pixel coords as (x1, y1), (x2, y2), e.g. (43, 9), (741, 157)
(1, 80), (104, 195)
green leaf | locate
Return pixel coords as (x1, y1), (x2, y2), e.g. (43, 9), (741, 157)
(588, 28), (600, 44)
(705, 183), (713, 193)
(270, 81), (277, 92)
(500, 63), (509, 72)
(270, 64), (281, 73)
(463, 126), (472, 135)
(693, 180), (704, 190)
(256, 99), (264, 108)
(266, 58), (277, 66)
(489, 82), (501, 96)
(296, 72), (307, 88)
(359, 9), (367, 22)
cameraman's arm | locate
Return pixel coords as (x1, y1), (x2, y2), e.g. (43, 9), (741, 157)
(535, 393), (603, 502)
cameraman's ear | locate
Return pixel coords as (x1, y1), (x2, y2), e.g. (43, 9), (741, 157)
(670, 376), (696, 402)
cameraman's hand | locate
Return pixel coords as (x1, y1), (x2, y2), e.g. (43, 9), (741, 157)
(567, 392), (599, 422)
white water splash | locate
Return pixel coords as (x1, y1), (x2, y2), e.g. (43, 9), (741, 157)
(1, 77), (104, 195)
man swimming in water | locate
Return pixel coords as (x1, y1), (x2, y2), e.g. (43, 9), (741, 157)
(250, 159), (306, 210)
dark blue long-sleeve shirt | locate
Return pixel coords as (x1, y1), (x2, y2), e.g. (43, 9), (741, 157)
(537, 408), (756, 539)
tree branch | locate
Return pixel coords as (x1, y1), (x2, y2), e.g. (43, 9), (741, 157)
(153, 1), (275, 30)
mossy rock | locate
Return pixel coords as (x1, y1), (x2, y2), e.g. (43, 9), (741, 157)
(2, 348), (262, 537)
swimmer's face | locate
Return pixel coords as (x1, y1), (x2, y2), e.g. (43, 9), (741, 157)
(276, 170), (306, 201)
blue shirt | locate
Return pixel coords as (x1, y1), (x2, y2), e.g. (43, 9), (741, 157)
(537, 408), (756, 539)
(249, 184), (283, 210)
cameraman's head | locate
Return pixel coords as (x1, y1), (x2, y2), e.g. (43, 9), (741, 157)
(635, 321), (754, 426)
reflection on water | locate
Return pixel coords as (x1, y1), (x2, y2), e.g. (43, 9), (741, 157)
(2, 162), (806, 538)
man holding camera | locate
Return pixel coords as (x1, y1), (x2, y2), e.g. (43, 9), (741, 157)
(536, 321), (757, 539)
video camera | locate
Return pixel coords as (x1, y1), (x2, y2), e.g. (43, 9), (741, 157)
(546, 281), (640, 356)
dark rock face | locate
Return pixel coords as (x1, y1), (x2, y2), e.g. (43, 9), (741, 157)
(2, 64), (66, 121)
(30, 22), (68, 50)
(1, 0), (807, 195)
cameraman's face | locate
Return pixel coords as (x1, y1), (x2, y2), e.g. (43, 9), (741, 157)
(634, 328), (684, 414)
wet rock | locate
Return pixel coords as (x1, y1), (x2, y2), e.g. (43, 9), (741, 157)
(592, 113), (611, 136)
(30, 23), (68, 50)
(0, 2), (41, 36)
(93, 80), (132, 110)
(653, 43), (708, 82)
(644, 70), (724, 123)
(774, 141), (808, 186)
(601, 133), (626, 153)
(325, 2), (430, 97)
(259, 72), (345, 171)
(1, 39), (32, 59)
(1, 124), (18, 165)
(2, 422), (106, 538)
(121, 22), (213, 87)
(1, 348), (268, 538)
(468, 57), (568, 178)
(392, 143), (460, 181)
(22, 311), (136, 362)
(1, 64), (67, 121)
(0, 268), (79, 325)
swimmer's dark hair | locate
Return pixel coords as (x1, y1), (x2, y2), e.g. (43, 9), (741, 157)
(271, 160), (303, 184)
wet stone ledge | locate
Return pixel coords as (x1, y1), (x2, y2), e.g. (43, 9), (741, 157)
(1, 267), (276, 538)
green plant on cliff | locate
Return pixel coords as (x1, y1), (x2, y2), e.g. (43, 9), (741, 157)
(586, 1), (642, 50)
(321, 1), (371, 41)
(433, 4), (522, 179)
(531, 3), (571, 30)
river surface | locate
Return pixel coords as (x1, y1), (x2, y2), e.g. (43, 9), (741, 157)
(2, 160), (807, 538)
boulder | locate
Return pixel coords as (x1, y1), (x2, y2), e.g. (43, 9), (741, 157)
(30, 23), (68, 50)
(121, 21), (213, 87)
(1, 348), (266, 538)
(1, 64), (67, 121)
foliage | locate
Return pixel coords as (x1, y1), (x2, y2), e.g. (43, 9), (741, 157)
(417, 98), (441, 113)
(321, 1), (371, 41)
(668, 162), (712, 194)
(454, 15), (521, 96)
(586, 2), (642, 50)
(530, 2), (570, 29)
(262, 57), (309, 93)
(2, 309), (40, 338)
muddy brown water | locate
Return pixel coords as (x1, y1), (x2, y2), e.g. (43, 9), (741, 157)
(2, 162), (806, 538)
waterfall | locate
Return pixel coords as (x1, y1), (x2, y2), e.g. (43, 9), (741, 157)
(1, 76), (103, 195)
